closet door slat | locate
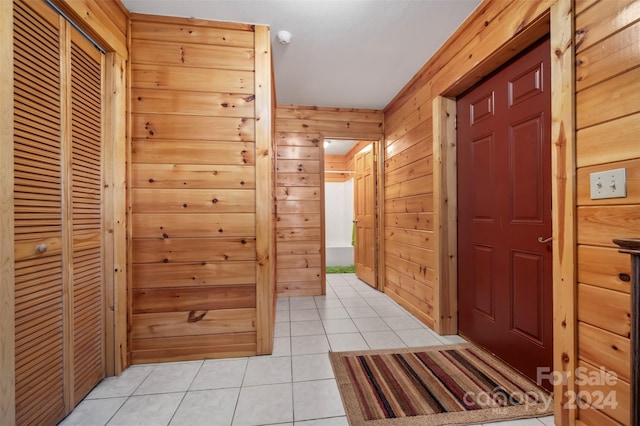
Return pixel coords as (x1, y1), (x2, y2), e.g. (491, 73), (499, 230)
(70, 29), (105, 406)
(13, 1), (65, 424)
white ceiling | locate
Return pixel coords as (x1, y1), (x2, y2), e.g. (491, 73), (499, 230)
(324, 139), (357, 155)
(121, 0), (482, 110)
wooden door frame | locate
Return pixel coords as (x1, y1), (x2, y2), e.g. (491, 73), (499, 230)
(0, 1), (15, 423)
(321, 137), (385, 291)
(431, 1), (575, 425)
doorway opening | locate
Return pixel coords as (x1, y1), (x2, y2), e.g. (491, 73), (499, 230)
(323, 139), (379, 289)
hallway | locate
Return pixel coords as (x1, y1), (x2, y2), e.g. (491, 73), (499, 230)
(59, 274), (555, 426)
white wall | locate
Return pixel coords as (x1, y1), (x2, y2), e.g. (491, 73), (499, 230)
(325, 179), (355, 267)
(325, 179), (354, 246)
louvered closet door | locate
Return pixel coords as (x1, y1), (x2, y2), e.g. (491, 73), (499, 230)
(13, 1), (66, 424)
(69, 26), (105, 406)
(13, 1), (106, 423)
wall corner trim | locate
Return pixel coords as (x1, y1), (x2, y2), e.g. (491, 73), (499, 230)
(432, 96), (458, 335)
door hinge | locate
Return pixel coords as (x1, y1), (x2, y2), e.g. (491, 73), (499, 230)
(454, 115), (458, 130)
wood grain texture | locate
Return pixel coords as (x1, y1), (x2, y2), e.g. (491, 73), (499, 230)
(131, 39), (254, 71)
(133, 285), (256, 313)
(578, 283), (631, 338)
(132, 88), (255, 118)
(0, 0), (14, 422)
(432, 96), (457, 334)
(578, 360), (630, 425)
(104, 51), (128, 376)
(577, 406), (624, 426)
(132, 308), (256, 339)
(573, 3), (639, 423)
(254, 25), (275, 355)
(381, 3), (587, 425)
(131, 332), (256, 364)
(132, 140), (255, 165)
(575, 21), (640, 91)
(132, 213), (256, 238)
(51, 0), (128, 58)
(576, 113), (640, 168)
(551, 1), (577, 424)
(132, 238), (256, 263)
(275, 133), (324, 297)
(576, 66), (640, 130)
(131, 164), (255, 189)
(578, 322), (631, 383)
(577, 245), (632, 294)
(132, 114), (255, 142)
(577, 205), (640, 247)
(575, 0), (640, 53)
(276, 107), (383, 140)
(130, 12), (254, 32)
(132, 188), (256, 213)
(132, 63), (254, 94)
(130, 14), (261, 361)
(130, 18), (254, 47)
(132, 262), (256, 289)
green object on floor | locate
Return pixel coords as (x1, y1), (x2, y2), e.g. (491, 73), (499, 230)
(326, 265), (355, 274)
(351, 219), (356, 246)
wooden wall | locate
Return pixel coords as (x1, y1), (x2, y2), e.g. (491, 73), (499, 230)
(324, 153), (350, 183)
(383, 0), (553, 331)
(274, 106), (383, 296)
(383, 0), (637, 424)
(574, 1), (639, 425)
(275, 133), (324, 297)
(129, 14), (273, 362)
(325, 141), (370, 183)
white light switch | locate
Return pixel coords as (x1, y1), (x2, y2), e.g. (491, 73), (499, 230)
(589, 168), (627, 200)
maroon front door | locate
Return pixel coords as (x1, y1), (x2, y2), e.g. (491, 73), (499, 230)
(457, 38), (552, 388)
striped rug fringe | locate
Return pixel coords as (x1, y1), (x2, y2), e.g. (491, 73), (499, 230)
(329, 343), (553, 425)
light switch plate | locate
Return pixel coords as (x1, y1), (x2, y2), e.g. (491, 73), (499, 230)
(589, 168), (627, 200)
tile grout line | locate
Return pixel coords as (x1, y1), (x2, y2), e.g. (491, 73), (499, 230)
(102, 363), (158, 426)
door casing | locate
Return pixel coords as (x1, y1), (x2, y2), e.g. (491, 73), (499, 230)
(431, 3), (576, 425)
(321, 138), (385, 292)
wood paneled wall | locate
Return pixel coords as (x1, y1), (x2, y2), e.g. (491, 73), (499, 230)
(274, 106), (383, 297)
(384, 0), (636, 424)
(275, 133), (324, 296)
(383, 0), (553, 331)
(130, 14), (273, 362)
(324, 154), (350, 182)
(574, 1), (639, 424)
(277, 105), (384, 140)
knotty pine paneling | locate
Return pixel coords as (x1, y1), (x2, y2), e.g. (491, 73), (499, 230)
(130, 14), (260, 363)
(324, 140), (369, 183)
(275, 133), (323, 296)
(273, 108), (382, 297)
(380, 16), (627, 426)
(275, 107), (383, 142)
(574, 2), (640, 424)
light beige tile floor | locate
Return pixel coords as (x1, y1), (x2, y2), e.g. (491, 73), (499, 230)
(59, 273), (555, 426)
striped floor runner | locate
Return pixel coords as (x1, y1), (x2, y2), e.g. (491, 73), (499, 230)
(329, 343), (553, 425)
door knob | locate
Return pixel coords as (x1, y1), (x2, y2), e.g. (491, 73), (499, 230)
(36, 243), (48, 253)
(537, 236), (552, 244)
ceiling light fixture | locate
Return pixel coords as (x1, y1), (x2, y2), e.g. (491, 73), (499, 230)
(276, 30), (292, 45)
